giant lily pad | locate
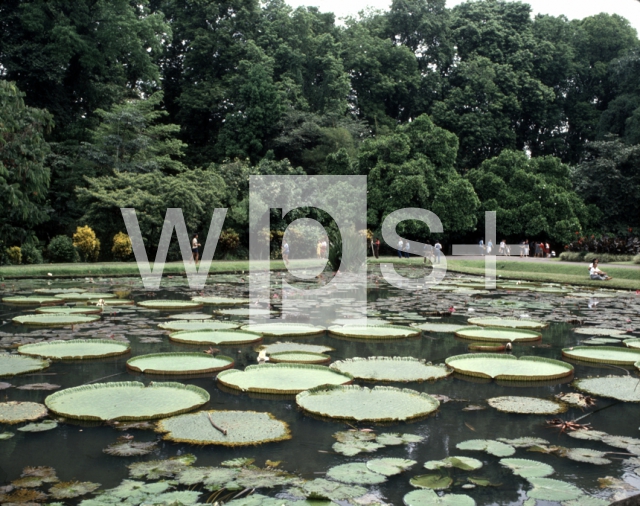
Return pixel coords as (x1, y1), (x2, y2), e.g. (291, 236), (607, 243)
(562, 346), (640, 365)
(403, 489), (476, 506)
(159, 320), (240, 331)
(573, 376), (640, 402)
(0, 401), (48, 424)
(0, 354), (50, 377)
(296, 384), (439, 422)
(215, 308), (273, 316)
(424, 457), (483, 471)
(624, 339), (640, 349)
(269, 351), (330, 364)
(456, 439), (515, 457)
(18, 339), (130, 360)
(454, 327), (541, 342)
(87, 298), (135, 306)
(169, 329), (262, 345)
(259, 342), (334, 354)
(328, 324), (420, 339)
(126, 353), (234, 374)
(35, 306), (102, 315)
(329, 357), (451, 382)
(55, 292), (117, 301)
(466, 317), (547, 330)
(573, 327), (627, 337)
(157, 410), (291, 446)
(45, 381), (209, 421)
(191, 296), (249, 305)
(217, 363), (351, 394)
(137, 299), (203, 310)
(2, 296), (64, 306)
(487, 396), (566, 415)
(34, 287), (86, 295)
(366, 458), (417, 476)
(414, 323), (469, 333)
(241, 323), (326, 337)
(325, 463), (387, 485)
(526, 478), (582, 501)
(499, 459), (554, 478)
(12, 314), (101, 326)
(168, 313), (213, 320)
(445, 354), (573, 381)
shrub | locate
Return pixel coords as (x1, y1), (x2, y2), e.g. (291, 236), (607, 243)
(6, 246), (22, 265)
(73, 226), (100, 262)
(111, 232), (133, 260)
(48, 235), (78, 263)
(633, 253), (640, 265)
(560, 251), (633, 263)
(559, 251), (585, 262)
(21, 243), (44, 264)
(219, 229), (240, 253)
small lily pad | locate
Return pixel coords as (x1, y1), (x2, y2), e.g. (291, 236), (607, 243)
(558, 447), (611, 465)
(424, 457), (483, 471)
(191, 296), (249, 305)
(326, 463), (387, 485)
(526, 477), (582, 501)
(573, 376), (640, 402)
(0, 432), (14, 440)
(12, 314), (101, 326)
(410, 474), (453, 490)
(456, 439), (515, 457)
(269, 351), (331, 364)
(487, 396), (566, 415)
(0, 401), (48, 424)
(103, 437), (157, 456)
(403, 489), (476, 505)
(49, 481), (101, 499)
(288, 478), (367, 501)
(241, 323), (326, 337)
(366, 458), (417, 476)
(499, 458), (554, 478)
(496, 438), (550, 448)
(16, 383), (61, 391)
(18, 420), (58, 432)
(376, 433), (425, 445)
(573, 327), (627, 337)
(0, 354), (50, 377)
(128, 455), (195, 480)
(158, 320), (240, 331)
(221, 457), (255, 468)
(414, 323), (468, 333)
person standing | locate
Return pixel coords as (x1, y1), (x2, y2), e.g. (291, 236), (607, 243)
(191, 233), (200, 264)
(397, 239), (404, 258)
(403, 241), (411, 258)
(434, 240), (442, 264)
(545, 242), (550, 258)
(282, 240), (290, 267)
(524, 239), (529, 257)
(423, 241), (432, 264)
(374, 238), (380, 259)
(486, 240), (493, 255)
(479, 238), (484, 256)
(320, 237), (327, 259)
(498, 239), (506, 255)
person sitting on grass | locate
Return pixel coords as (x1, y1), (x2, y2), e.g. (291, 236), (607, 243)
(589, 258), (611, 281)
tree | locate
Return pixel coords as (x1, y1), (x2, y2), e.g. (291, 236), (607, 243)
(467, 150), (594, 244)
(0, 80), (53, 253)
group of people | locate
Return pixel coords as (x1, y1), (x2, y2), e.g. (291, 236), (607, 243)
(478, 239), (555, 258)
(315, 238), (328, 259)
(390, 239), (443, 264)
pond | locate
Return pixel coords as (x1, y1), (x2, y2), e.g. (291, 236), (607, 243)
(1, 266), (639, 505)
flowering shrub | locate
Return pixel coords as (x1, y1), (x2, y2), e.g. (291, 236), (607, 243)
(111, 232), (132, 260)
(73, 226), (101, 262)
(6, 246), (21, 265)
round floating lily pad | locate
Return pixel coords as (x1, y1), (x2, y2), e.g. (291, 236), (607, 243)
(636, 360), (640, 372)
(2, 296), (64, 306)
(424, 457), (483, 471)
(573, 376), (640, 402)
(157, 410), (291, 446)
(328, 324), (420, 340)
(582, 338), (622, 345)
(259, 342), (334, 354)
(414, 323), (468, 333)
(0, 354), (50, 377)
(487, 396), (566, 415)
(215, 308), (272, 316)
(55, 292), (117, 301)
(18, 420), (58, 432)
(35, 306), (102, 315)
(329, 357), (452, 382)
(367, 458), (416, 476)
(563, 346), (640, 365)
(126, 353), (234, 374)
(455, 327), (541, 342)
(169, 330), (262, 346)
(268, 351), (330, 364)
(168, 313), (213, 320)
(410, 474), (453, 490)
(499, 458), (554, 478)
(217, 364), (351, 394)
(527, 478), (582, 502)
(467, 343), (506, 352)
(466, 317), (547, 330)
(0, 432), (14, 440)
(137, 300), (203, 310)
(296, 384), (439, 422)
(12, 314), (101, 326)
(624, 339), (640, 349)
(49, 481), (101, 499)
(18, 340), (130, 360)
(34, 288), (87, 295)
(45, 381), (210, 421)
(326, 463), (387, 485)
(559, 448), (611, 465)
(445, 354), (573, 381)
(240, 323), (326, 337)
(573, 327), (627, 337)
(159, 320), (240, 331)
(87, 298), (135, 306)
(403, 489), (476, 506)
(191, 296), (249, 305)
(456, 439), (515, 457)
(0, 401), (48, 424)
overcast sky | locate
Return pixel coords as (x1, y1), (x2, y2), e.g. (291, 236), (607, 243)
(285, 0), (640, 33)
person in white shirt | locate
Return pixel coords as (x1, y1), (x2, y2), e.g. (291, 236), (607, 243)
(589, 258), (611, 281)
(191, 234), (200, 264)
(434, 241), (442, 264)
(397, 239), (404, 258)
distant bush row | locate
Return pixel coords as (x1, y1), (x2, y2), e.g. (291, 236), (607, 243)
(559, 251), (635, 263)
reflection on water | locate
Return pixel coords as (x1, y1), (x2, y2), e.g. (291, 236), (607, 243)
(0, 268), (639, 505)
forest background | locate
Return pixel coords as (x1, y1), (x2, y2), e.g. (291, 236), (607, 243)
(1, 0), (639, 264)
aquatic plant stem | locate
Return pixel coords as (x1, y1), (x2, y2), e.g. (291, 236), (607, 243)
(207, 412), (227, 435)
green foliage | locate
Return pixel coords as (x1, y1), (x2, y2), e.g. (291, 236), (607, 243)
(73, 226), (100, 262)
(467, 150), (593, 243)
(218, 229), (240, 257)
(21, 243), (44, 265)
(47, 236), (78, 263)
(111, 232), (133, 261)
(5, 246), (21, 265)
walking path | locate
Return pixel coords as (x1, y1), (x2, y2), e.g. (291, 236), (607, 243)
(452, 255), (639, 269)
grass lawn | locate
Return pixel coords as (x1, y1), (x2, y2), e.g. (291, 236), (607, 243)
(1, 256), (638, 290)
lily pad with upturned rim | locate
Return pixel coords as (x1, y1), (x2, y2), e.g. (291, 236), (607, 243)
(159, 320), (240, 331)
(126, 353), (234, 374)
(215, 308), (273, 316)
(218, 364), (351, 394)
(487, 396), (567, 415)
(414, 323), (469, 333)
(562, 346), (640, 365)
(624, 339), (640, 349)
(137, 300), (203, 310)
(328, 324), (420, 340)
(45, 381), (209, 421)
(168, 313), (213, 320)
(0, 354), (50, 377)
(573, 327), (627, 337)
(191, 296), (250, 305)
(466, 317), (547, 330)
(573, 376), (640, 402)
(296, 384), (440, 422)
(240, 323), (326, 337)
(0, 401), (48, 424)
(18, 339), (130, 360)
(499, 459), (554, 478)
(445, 354), (573, 381)
(35, 306), (102, 315)
(34, 288), (87, 295)
(403, 489), (476, 506)
(329, 357), (452, 382)
(169, 329), (262, 346)
(2, 296), (64, 306)
(455, 327), (541, 343)
(268, 351), (331, 364)
(258, 342), (335, 354)
(55, 292), (117, 301)
(12, 314), (101, 326)
(156, 410), (291, 446)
